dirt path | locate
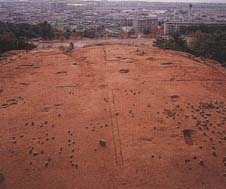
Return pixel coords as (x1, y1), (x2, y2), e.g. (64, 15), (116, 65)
(0, 44), (226, 189)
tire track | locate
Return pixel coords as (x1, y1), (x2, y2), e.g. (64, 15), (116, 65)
(108, 89), (124, 166)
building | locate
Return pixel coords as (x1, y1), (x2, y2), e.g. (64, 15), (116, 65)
(50, 2), (67, 13)
(133, 18), (158, 34)
(164, 21), (226, 35)
(187, 4), (193, 22)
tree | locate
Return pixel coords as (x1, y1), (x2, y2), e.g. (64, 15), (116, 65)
(154, 31), (226, 67)
(190, 31), (226, 66)
(154, 33), (188, 52)
(37, 21), (55, 39)
(0, 32), (17, 53)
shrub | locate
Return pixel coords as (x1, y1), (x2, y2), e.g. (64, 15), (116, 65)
(154, 31), (226, 67)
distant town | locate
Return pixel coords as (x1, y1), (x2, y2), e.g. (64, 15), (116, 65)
(1, 0), (226, 37)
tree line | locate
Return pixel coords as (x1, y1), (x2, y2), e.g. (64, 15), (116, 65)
(0, 21), (61, 54)
(154, 26), (226, 67)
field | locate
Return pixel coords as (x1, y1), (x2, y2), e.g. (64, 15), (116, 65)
(0, 44), (226, 189)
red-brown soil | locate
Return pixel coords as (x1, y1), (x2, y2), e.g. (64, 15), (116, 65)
(0, 44), (226, 189)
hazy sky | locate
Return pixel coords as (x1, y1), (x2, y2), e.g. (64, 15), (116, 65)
(110, 0), (226, 3)
(11, 0), (226, 3)
(121, 0), (226, 2)
(4, 0), (225, 3)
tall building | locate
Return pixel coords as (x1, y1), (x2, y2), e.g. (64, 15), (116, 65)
(133, 18), (158, 34)
(188, 4), (192, 21)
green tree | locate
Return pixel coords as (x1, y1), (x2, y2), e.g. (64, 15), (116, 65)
(0, 32), (17, 53)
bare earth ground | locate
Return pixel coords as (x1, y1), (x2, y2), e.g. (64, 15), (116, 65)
(33, 38), (154, 49)
(0, 44), (226, 189)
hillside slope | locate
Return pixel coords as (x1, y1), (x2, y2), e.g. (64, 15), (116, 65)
(0, 44), (226, 189)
